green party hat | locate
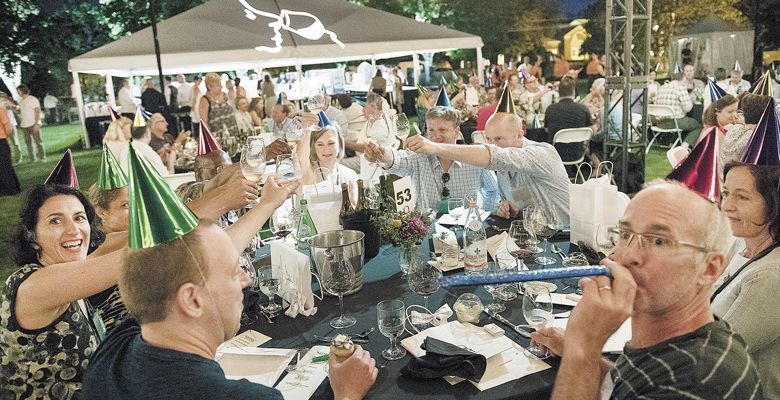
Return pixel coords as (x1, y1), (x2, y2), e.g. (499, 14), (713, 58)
(416, 84), (429, 95)
(127, 141), (198, 249)
(494, 83), (516, 114)
(97, 145), (128, 190)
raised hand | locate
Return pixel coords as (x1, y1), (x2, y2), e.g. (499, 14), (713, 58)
(403, 134), (438, 155)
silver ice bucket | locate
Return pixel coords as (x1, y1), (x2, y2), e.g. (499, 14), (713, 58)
(309, 230), (365, 295)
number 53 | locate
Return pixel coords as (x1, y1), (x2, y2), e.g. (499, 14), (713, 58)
(395, 188), (412, 205)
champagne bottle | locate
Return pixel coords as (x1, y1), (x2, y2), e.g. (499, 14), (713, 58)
(339, 182), (354, 220)
(296, 199), (317, 254)
(463, 200), (488, 275)
(355, 179), (367, 213)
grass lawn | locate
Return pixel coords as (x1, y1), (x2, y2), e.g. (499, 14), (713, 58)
(0, 122), (674, 283)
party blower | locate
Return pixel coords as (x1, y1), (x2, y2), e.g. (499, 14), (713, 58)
(439, 266), (611, 288)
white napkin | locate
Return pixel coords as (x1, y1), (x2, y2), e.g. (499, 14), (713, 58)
(270, 240), (317, 318)
(432, 224), (459, 253)
(219, 347), (296, 387)
(437, 209), (490, 226)
(485, 232), (520, 260)
(410, 304), (453, 326)
(275, 346), (330, 400)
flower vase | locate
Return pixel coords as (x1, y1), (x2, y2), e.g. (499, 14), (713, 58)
(398, 244), (419, 276)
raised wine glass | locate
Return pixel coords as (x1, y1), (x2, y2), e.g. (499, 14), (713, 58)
(240, 136), (266, 207)
(321, 253), (357, 329)
(270, 207), (295, 244)
(394, 113), (410, 141)
(522, 284), (553, 359)
(276, 153), (302, 183)
(306, 92), (326, 118)
(377, 299), (407, 361)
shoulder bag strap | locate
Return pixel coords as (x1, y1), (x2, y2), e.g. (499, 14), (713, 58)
(711, 242), (780, 302)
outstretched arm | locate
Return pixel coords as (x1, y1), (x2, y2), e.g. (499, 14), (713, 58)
(403, 135), (491, 168)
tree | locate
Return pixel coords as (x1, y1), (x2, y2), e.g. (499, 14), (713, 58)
(0, 0), (38, 72)
(580, 0), (605, 55)
(99, 0), (208, 40)
(739, 0), (780, 72)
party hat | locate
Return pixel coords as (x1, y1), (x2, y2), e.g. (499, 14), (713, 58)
(450, 79), (459, 95)
(734, 60), (741, 72)
(108, 106), (122, 122)
(494, 83), (516, 114)
(97, 145), (128, 190)
(197, 120), (222, 155)
(435, 87), (452, 108)
(317, 111), (333, 129)
(520, 69), (531, 81)
(530, 114), (542, 129)
(132, 108), (146, 128)
(44, 149), (79, 188)
(740, 98), (780, 166)
(673, 63), (682, 74)
(440, 75), (448, 87)
(416, 84), (429, 95)
(666, 127), (720, 202)
(751, 71), (773, 97)
(127, 142), (199, 249)
(277, 93), (284, 104)
(707, 78), (727, 102)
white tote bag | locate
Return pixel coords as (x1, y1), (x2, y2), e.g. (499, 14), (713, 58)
(569, 162), (630, 252)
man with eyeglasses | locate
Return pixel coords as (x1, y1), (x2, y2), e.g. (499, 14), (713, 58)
(531, 181), (762, 399)
(403, 111), (570, 222)
(364, 106), (500, 212)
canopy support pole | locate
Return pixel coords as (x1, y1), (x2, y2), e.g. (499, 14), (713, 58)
(72, 70), (89, 148)
(295, 61), (303, 100)
(105, 74), (115, 105)
(476, 47), (484, 87)
(413, 52), (421, 86)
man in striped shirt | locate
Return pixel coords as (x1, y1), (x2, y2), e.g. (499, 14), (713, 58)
(532, 181), (762, 399)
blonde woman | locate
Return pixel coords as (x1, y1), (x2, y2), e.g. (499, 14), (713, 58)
(102, 117), (132, 172)
(297, 123), (358, 205)
(199, 73), (240, 155)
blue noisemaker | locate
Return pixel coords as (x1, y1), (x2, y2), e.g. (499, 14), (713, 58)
(439, 265), (612, 288)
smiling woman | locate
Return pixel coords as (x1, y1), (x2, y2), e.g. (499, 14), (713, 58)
(0, 184), (124, 399)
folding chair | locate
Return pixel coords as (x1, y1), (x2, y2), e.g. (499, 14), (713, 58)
(553, 127), (593, 179)
(646, 104), (683, 154)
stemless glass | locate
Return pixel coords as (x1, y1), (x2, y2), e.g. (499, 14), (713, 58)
(530, 208), (557, 265)
(377, 299), (407, 361)
(321, 254), (357, 329)
(256, 264), (282, 316)
(270, 207), (295, 244)
(522, 284), (553, 359)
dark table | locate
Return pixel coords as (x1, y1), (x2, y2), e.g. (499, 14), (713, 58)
(244, 217), (578, 399)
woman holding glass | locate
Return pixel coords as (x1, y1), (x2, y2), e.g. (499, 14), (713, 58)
(296, 122), (358, 206)
(713, 162), (780, 397)
(199, 73), (240, 156)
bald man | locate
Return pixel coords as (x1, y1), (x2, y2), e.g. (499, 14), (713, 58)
(532, 181), (762, 399)
(403, 112), (570, 222)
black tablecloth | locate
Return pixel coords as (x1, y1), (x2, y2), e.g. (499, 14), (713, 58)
(244, 217), (577, 399)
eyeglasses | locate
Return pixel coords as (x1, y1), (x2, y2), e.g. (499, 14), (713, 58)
(440, 173), (450, 198)
(606, 227), (710, 253)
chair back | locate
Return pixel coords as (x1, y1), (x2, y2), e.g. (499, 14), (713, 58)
(553, 127), (592, 144)
(471, 130), (486, 144)
(666, 145), (690, 167)
(647, 104), (676, 120)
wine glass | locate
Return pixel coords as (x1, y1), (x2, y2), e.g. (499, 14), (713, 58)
(494, 252), (518, 301)
(377, 299), (407, 361)
(394, 113), (410, 140)
(522, 284), (553, 359)
(508, 220), (535, 261)
(283, 117), (305, 143)
(522, 206), (543, 254)
(408, 259), (441, 312)
(256, 263), (282, 316)
(270, 207), (295, 244)
(321, 252), (357, 329)
(530, 208), (557, 265)
(276, 153), (302, 182)
(596, 224), (619, 255)
(307, 92), (326, 116)
(447, 197), (464, 245)
(240, 136), (266, 206)
(483, 262), (507, 313)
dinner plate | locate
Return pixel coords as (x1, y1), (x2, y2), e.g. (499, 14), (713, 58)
(524, 281), (557, 293)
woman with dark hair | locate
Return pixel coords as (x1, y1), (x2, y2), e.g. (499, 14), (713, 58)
(721, 93), (772, 173)
(693, 93), (738, 145)
(248, 97), (264, 126)
(0, 184), (123, 399)
(714, 162), (780, 398)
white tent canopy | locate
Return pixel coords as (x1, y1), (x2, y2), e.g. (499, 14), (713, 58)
(669, 15), (753, 77)
(68, 0), (483, 76)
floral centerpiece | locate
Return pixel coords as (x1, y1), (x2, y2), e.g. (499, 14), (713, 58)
(372, 206), (433, 274)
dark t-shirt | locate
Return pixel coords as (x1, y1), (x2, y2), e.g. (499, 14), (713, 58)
(544, 98), (592, 161)
(81, 319), (283, 400)
(149, 134), (175, 152)
(611, 318), (762, 399)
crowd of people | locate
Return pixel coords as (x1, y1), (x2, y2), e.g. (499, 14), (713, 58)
(0, 52), (779, 399)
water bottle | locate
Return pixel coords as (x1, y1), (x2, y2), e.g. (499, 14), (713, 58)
(463, 200), (487, 275)
(296, 199), (317, 255)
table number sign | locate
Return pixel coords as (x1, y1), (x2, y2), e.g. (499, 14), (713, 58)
(392, 176), (415, 212)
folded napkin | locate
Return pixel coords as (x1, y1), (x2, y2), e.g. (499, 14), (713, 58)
(485, 232), (520, 261)
(270, 240), (317, 318)
(432, 224), (459, 254)
(401, 337), (487, 382)
(410, 304), (453, 327)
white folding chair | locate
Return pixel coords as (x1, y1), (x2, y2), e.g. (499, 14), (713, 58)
(646, 104), (683, 154)
(553, 127), (593, 178)
(471, 130), (486, 144)
(666, 145), (690, 168)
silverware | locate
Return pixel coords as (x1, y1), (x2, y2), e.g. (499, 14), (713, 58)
(490, 225), (509, 232)
(260, 310), (275, 324)
(313, 335), (369, 344)
(550, 244), (566, 261)
(484, 310), (532, 338)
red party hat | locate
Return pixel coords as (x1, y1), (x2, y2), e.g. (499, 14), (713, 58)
(741, 98), (780, 166)
(666, 127), (720, 202)
(44, 149), (79, 189)
(197, 120), (222, 155)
